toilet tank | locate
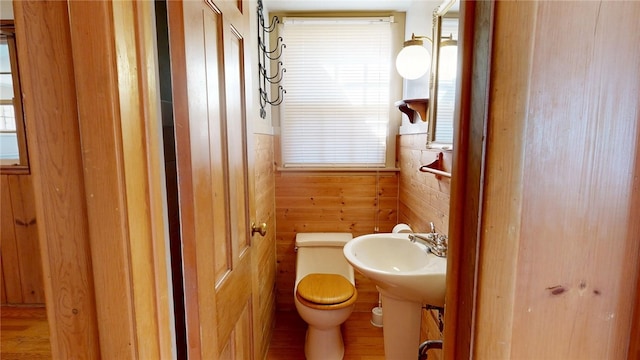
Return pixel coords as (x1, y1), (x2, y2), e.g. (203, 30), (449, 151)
(295, 233), (354, 288)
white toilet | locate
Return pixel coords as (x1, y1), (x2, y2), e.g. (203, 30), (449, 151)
(294, 232), (357, 360)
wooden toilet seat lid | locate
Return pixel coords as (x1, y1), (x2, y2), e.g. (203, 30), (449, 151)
(296, 274), (355, 305)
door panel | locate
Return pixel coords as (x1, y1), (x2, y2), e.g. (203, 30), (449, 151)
(224, 24), (251, 260)
(168, 0), (253, 358)
(200, 3), (232, 286)
(220, 300), (252, 360)
(217, 253), (253, 353)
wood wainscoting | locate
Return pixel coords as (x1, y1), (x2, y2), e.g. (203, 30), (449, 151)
(398, 133), (451, 353)
(397, 133), (451, 236)
(254, 134), (278, 358)
(0, 174), (44, 305)
(275, 171), (399, 313)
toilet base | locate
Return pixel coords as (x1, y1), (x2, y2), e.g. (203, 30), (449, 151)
(304, 325), (344, 360)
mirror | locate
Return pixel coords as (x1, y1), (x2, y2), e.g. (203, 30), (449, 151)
(428, 0), (459, 148)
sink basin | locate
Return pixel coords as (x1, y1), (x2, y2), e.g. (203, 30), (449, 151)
(343, 233), (446, 307)
(344, 232), (447, 359)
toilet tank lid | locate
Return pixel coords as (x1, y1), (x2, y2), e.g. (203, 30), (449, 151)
(295, 232), (353, 247)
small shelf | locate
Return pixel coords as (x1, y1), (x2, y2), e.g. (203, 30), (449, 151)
(395, 98), (428, 123)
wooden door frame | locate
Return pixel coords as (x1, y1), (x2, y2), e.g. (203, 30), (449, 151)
(444, 1), (493, 357)
(14, 1), (174, 358)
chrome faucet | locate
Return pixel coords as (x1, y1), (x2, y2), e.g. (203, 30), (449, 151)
(408, 222), (448, 257)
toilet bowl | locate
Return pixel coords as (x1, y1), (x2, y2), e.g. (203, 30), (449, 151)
(294, 232), (357, 360)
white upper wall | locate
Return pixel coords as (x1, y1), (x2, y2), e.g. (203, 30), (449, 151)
(403, 0), (442, 100)
(260, 0), (443, 134)
(399, 0), (442, 134)
(0, 0), (13, 20)
(265, 0), (413, 12)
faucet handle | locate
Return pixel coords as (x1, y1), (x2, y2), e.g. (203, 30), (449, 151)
(429, 222), (436, 233)
(433, 234), (448, 257)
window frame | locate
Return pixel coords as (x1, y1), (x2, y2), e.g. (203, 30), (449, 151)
(273, 13), (404, 170)
(1, 21), (29, 174)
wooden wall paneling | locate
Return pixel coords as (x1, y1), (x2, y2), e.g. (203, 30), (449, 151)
(0, 175), (22, 304)
(7, 175), (44, 303)
(253, 134), (277, 359)
(420, 309), (443, 360)
(397, 133), (452, 351)
(397, 135), (451, 235)
(13, 1), (101, 357)
(274, 171), (399, 312)
(0, 173), (48, 305)
(0, 256), (5, 304)
(377, 174), (400, 233)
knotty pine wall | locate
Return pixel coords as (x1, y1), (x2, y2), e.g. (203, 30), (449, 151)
(0, 174), (45, 305)
(397, 134), (451, 236)
(254, 134), (277, 358)
(275, 170), (399, 312)
(398, 133), (452, 358)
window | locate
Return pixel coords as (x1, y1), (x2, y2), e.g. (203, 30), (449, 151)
(1, 22), (28, 173)
(279, 17), (396, 168)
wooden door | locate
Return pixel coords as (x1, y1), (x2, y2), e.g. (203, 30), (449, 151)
(168, 0), (254, 358)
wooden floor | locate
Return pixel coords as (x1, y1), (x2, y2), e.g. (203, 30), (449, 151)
(1, 307), (383, 359)
(1, 306), (51, 360)
(267, 311), (385, 360)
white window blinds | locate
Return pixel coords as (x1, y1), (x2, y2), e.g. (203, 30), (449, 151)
(280, 17), (392, 167)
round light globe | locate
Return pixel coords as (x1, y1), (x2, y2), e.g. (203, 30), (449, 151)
(395, 45), (431, 80)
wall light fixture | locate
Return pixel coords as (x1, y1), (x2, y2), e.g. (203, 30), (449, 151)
(395, 33), (432, 80)
(396, 33), (458, 80)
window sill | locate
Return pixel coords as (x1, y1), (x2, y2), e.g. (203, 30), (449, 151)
(1, 165), (30, 175)
(277, 166), (399, 173)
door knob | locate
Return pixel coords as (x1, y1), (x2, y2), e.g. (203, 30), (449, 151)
(251, 222), (267, 237)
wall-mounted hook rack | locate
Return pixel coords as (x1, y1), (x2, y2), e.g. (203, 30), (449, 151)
(258, 0), (286, 119)
(259, 61), (285, 83)
(419, 152), (451, 178)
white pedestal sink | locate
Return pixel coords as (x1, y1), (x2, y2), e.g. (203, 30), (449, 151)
(343, 233), (446, 359)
